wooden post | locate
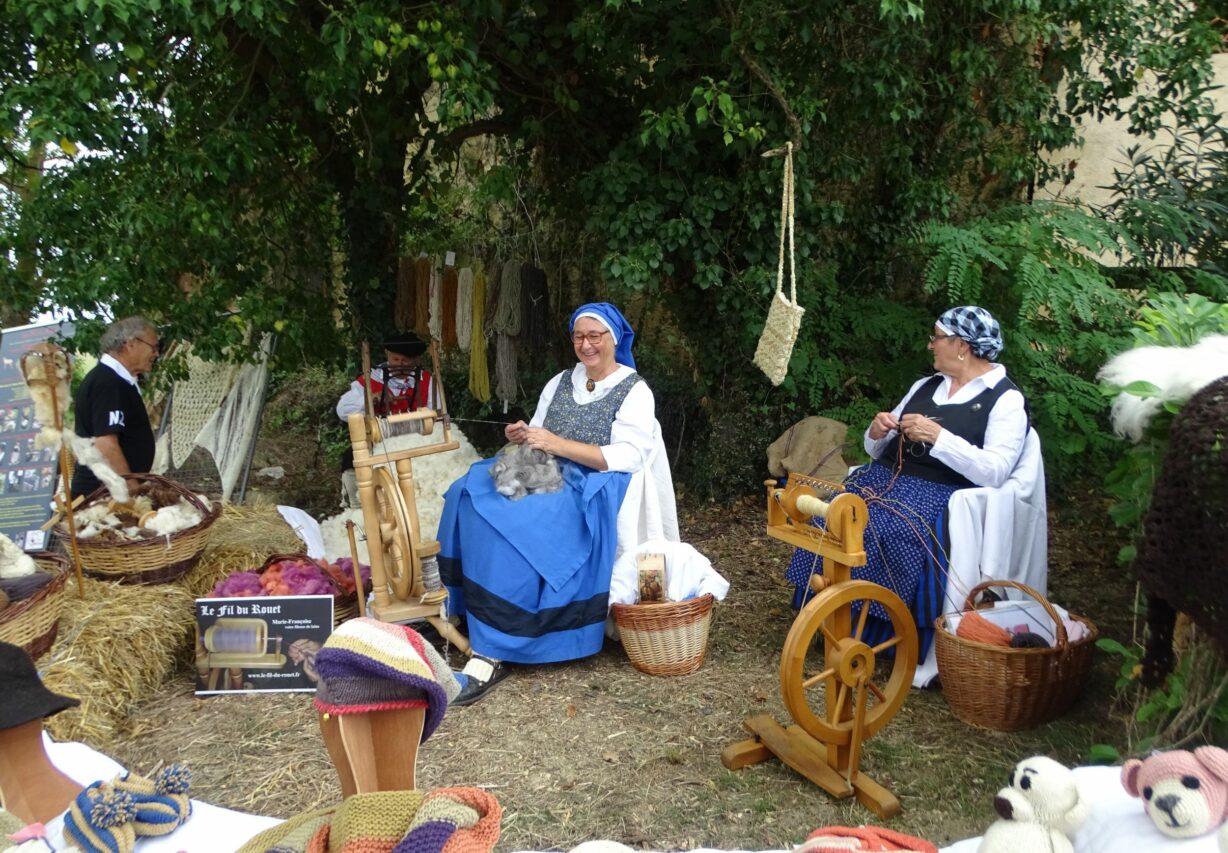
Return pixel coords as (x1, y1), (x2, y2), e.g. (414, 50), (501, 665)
(46, 377), (85, 598)
(345, 520), (366, 618)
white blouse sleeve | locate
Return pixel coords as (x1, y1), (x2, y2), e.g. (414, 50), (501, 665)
(930, 389), (1028, 488)
(863, 376), (932, 459)
(601, 381), (657, 473)
(336, 380), (366, 420)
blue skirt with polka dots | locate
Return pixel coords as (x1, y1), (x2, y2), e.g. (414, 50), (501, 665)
(785, 461), (957, 660)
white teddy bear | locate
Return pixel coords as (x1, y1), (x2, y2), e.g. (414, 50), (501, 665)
(978, 755), (1090, 853)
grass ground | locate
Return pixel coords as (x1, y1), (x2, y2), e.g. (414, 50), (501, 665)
(107, 491), (1134, 851)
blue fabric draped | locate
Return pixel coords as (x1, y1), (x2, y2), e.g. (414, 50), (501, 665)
(438, 457), (630, 664)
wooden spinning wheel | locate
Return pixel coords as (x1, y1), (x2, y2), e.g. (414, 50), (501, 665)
(722, 473), (917, 818)
(345, 341), (468, 652)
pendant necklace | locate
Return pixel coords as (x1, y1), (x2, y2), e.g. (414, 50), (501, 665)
(585, 378), (596, 392)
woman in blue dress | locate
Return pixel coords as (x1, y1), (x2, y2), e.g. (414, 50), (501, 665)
(785, 306), (1029, 663)
(439, 303), (675, 705)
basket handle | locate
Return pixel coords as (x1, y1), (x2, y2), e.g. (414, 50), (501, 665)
(961, 579), (1068, 651)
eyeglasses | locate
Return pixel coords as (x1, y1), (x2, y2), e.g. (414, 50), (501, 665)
(571, 331), (610, 345)
(132, 336), (160, 351)
(927, 333), (958, 343)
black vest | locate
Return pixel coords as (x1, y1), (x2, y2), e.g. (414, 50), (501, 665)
(877, 374), (1024, 488)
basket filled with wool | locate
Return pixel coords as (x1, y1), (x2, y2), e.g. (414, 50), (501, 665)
(0, 535), (70, 659)
(211, 554), (372, 627)
(60, 473), (221, 585)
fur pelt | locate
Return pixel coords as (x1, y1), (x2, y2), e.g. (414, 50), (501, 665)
(489, 443), (564, 500)
(1098, 334), (1228, 442)
(1133, 374), (1228, 686)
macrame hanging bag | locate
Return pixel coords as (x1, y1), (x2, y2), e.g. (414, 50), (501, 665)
(753, 142), (804, 386)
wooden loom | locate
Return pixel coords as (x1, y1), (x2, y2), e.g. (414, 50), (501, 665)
(345, 342), (469, 654)
(721, 472), (918, 818)
(196, 618), (287, 691)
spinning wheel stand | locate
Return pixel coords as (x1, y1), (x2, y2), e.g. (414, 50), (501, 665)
(721, 473), (917, 818)
(346, 343), (469, 654)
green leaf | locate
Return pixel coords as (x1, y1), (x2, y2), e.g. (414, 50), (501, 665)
(1088, 744), (1120, 765)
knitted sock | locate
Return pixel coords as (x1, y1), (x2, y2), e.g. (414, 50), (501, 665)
(62, 781), (137, 853)
(112, 764), (192, 836)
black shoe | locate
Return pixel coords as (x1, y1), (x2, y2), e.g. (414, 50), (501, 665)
(452, 656), (509, 706)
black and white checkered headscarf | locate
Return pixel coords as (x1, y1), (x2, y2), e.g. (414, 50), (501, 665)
(936, 306), (1003, 361)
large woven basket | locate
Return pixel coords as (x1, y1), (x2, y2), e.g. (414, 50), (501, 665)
(257, 552), (361, 627)
(611, 594), (715, 676)
(0, 553), (70, 660)
(935, 580), (1097, 731)
(64, 473), (220, 586)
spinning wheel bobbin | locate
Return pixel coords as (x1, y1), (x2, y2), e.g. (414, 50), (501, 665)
(722, 473), (917, 818)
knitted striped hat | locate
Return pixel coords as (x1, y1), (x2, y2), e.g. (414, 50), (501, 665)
(113, 764), (192, 837)
(63, 780), (137, 853)
(313, 618), (456, 742)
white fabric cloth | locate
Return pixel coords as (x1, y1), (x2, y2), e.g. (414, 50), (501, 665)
(912, 426), (1048, 688)
(277, 505), (326, 559)
(863, 366), (1028, 488)
(99, 353), (139, 389)
(530, 364), (679, 559)
(609, 539), (729, 607)
(41, 734), (281, 852)
(940, 765), (1222, 853)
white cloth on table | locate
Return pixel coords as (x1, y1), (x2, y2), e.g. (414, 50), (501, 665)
(531, 364), (679, 558)
(863, 365), (1028, 489)
(912, 426), (1047, 688)
(608, 539), (729, 607)
(41, 734), (281, 852)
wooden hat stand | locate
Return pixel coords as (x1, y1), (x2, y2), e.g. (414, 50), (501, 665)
(722, 473), (918, 819)
(0, 718), (83, 824)
(319, 706), (426, 797)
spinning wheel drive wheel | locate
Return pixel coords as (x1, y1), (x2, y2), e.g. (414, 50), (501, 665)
(371, 468), (415, 599)
(781, 580), (917, 746)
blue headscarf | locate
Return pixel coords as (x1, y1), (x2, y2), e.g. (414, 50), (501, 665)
(569, 303), (636, 370)
(936, 305), (1004, 361)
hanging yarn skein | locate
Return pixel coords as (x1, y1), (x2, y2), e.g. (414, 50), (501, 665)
(484, 259), (503, 331)
(469, 270), (491, 403)
(495, 333), (518, 405)
(441, 264), (459, 348)
(413, 255), (431, 338)
(394, 256), (416, 332)
(457, 267), (474, 352)
(428, 262), (443, 343)
(519, 264), (549, 352)
(493, 259), (523, 336)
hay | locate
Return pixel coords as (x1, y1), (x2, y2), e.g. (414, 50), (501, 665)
(41, 576), (196, 747)
(184, 504), (307, 598)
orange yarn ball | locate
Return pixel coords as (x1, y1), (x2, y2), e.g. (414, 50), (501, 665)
(955, 609), (1013, 647)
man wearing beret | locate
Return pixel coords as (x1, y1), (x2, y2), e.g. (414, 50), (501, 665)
(335, 333), (438, 505)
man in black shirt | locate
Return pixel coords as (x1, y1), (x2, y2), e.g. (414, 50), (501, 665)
(69, 316), (159, 497)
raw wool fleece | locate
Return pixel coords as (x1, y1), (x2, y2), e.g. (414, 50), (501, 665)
(489, 444), (563, 500)
(320, 425), (482, 563)
(1098, 334), (1228, 442)
(977, 755), (1089, 853)
(1132, 374), (1228, 686)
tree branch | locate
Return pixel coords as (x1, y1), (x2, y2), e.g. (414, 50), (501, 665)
(720, 0), (804, 151)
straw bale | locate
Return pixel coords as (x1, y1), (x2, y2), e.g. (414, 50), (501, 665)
(205, 503), (304, 553)
(41, 577), (196, 747)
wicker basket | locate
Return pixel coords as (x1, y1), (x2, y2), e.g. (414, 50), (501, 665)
(0, 553), (70, 660)
(257, 552), (362, 627)
(63, 473), (220, 585)
(611, 594), (715, 676)
(935, 580), (1097, 731)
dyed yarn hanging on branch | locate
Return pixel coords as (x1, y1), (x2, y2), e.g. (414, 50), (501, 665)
(484, 259), (503, 332)
(457, 267), (474, 352)
(428, 263), (443, 343)
(413, 255), (431, 338)
(441, 265), (459, 349)
(495, 332), (518, 405)
(519, 264), (549, 352)
(469, 270), (490, 403)
(493, 259), (522, 336)
(394, 256), (416, 332)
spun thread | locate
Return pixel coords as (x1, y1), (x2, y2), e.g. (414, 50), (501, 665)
(456, 267), (474, 352)
(441, 265), (459, 349)
(519, 264), (549, 352)
(428, 264), (442, 343)
(468, 271), (491, 404)
(413, 256), (431, 338)
(493, 260), (522, 335)
(495, 334), (518, 405)
(395, 256), (416, 332)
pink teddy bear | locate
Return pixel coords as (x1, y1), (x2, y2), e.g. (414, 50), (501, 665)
(1122, 746), (1228, 839)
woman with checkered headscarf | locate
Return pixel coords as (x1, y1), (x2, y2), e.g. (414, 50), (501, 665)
(786, 306), (1030, 663)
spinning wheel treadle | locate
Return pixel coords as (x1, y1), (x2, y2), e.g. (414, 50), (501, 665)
(371, 468), (414, 600)
(721, 474), (917, 819)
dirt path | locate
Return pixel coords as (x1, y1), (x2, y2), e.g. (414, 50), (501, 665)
(110, 495), (1132, 851)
